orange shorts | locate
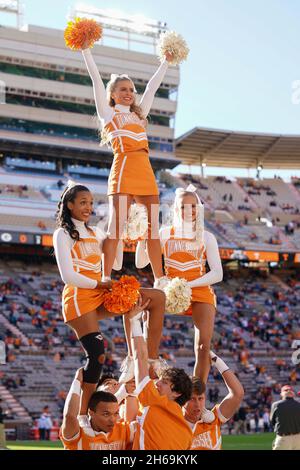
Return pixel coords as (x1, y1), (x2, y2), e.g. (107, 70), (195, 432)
(180, 286), (217, 316)
(108, 151), (159, 196)
(62, 284), (106, 323)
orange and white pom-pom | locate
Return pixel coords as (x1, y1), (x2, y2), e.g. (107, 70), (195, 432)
(103, 275), (140, 314)
(158, 31), (189, 66)
(122, 204), (148, 241)
(164, 277), (192, 314)
(64, 17), (103, 50)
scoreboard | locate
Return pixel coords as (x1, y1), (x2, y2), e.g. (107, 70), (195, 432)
(0, 230), (299, 263)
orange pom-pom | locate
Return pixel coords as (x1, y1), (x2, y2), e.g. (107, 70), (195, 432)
(103, 275), (140, 314)
(64, 17), (103, 51)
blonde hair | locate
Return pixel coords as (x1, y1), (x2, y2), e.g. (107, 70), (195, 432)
(100, 75), (147, 145)
(173, 187), (204, 244)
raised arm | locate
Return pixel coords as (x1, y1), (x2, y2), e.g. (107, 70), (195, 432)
(53, 229), (97, 288)
(128, 297), (151, 385)
(139, 59), (169, 118)
(61, 369), (82, 440)
(210, 351), (244, 421)
(188, 231), (223, 288)
(82, 49), (113, 123)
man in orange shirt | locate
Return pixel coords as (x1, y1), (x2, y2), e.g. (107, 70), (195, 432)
(128, 298), (193, 450)
(183, 351), (244, 450)
(60, 368), (135, 450)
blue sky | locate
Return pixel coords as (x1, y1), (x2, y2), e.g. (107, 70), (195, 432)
(1, 0), (300, 178)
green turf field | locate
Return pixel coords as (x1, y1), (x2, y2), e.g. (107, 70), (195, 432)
(6, 433), (274, 450)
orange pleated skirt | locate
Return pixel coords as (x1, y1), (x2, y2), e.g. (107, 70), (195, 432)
(107, 151), (159, 196)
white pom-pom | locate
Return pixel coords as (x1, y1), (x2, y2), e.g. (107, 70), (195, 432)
(164, 277), (192, 315)
(158, 31), (189, 66)
(123, 204), (148, 241)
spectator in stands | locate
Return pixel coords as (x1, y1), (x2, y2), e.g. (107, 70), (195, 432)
(0, 399), (7, 449)
(212, 385), (220, 402)
(38, 406), (51, 440)
(44, 408), (53, 440)
(263, 407), (270, 432)
(234, 404), (247, 434)
(37, 220), (47, 230)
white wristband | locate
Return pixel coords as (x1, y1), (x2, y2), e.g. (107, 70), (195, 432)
(115, 384), (128, 404)
(210, 353), (230, 375)
(70, 379), (81, 396)
(143, 322), (148, 341)
(78, 415), (90, 427)
(130, 319), (143, 338)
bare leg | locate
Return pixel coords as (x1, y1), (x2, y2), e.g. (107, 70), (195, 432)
(134, 195), (163, 279)
(140, 288), (165, 358)
(192, 302), (216, 383)
(102, 194), (133, 277)
(67, 311), (105, 415)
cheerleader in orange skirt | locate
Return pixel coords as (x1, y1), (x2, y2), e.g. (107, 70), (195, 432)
(53, 182), (165, 413)
(81, 46), (174, 286)
(160, 185), (223, 384)
(133, 184), (222, 383)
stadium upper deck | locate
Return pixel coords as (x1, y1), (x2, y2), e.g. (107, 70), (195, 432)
(0, 21), (179, 170)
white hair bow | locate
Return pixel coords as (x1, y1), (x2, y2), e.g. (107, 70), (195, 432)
(62, 180), (80, 201)
(66, 179), (77, 189)
(186, 184), (198, 192)
(110, 73), (119, 81)
(175, 183), (198, 195)
(108, 74), (137, 93)
(175, 184), (203, 206)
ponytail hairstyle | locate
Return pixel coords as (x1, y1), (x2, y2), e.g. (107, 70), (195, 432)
(55, 181), (92, 241)
(100, 74), (147, 145)
(173, 184), (204, 243)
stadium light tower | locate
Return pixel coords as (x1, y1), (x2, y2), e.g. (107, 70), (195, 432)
(0, 0), (24, 29)
(69, 3), (168, 53)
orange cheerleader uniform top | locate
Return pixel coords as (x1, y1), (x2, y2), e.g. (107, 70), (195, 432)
(160, 226), (217, 313)
(188, 405), (228, 450)
(132, 377), (193, 450)
(53, 218), (107, 323)
(104, 105), (158, 196)
(60, 418), (135, 450)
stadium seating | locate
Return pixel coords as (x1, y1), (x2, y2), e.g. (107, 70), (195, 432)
(1, 260), (299, 426)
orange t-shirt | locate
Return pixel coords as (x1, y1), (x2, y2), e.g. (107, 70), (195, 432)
(132, 377), (193, 450)
(189, 405), (226, 450)
(60, 419), (135, 451)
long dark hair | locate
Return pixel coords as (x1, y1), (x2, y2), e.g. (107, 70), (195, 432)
(56, 185), (92, 241)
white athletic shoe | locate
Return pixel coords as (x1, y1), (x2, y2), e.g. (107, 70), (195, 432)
(118, 356), (134, 383)
(153, 276), (169, 290)
(149, 357), (169, 376)
(200, 408), (215, 423)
